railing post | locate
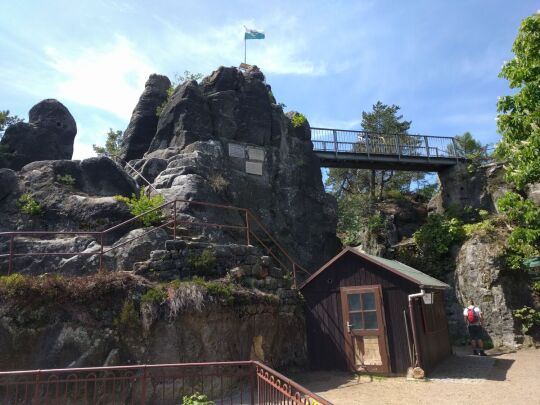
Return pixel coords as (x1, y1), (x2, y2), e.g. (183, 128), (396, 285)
(8, 235), (14, 276)
(451, 138), (459, 162)
(250, 363), (256, 405)
(366, 133), (371, 158)
(292, 263), (297, 289)
(141, 365), (147, 404)
(424, 136), (430, 159)
(173, 200), (177, 240)
(332, 130), (338, 157)
(395, 134), (401, 160)
(32, 370), (41, 405)
(245, 211), (251, 246)
(99, 233), (104, 272)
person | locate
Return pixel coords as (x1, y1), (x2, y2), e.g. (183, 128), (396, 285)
(463, 299), (487, 356)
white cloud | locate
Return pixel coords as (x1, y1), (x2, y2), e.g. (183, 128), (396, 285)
(44, 35), (155, 120)
(72, 141), (96, 160)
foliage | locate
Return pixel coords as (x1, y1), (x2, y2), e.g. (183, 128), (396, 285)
(114, 299), (140, 331)
(93, 129), (123, 159)
(291, 113), (307, 128)
(0, 110), (23, 136)
(141, 288), (167, 304)
(191, 276), (235, 305)
(182, 392), (214, 405)
(513, 306), (540, 333)
(18, 193), (42, 216)
(449, 132), (490, 172)
(495, 12), (540, 189)
(414, 214), (465, 257)
(367, 213), (390, 235)
(532, 281), (540, 294)
(497, 192), (540, 269)
(56, 174), (75, 187)
(462, 216), (500, 239)
(208, 174), (229, 192)
(115, 187), (165, 227)
(0, 274), (27, 297)
(187, 248), (217, 273)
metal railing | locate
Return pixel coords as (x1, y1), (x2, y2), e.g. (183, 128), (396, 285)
(310, 127), (464, 161)
(0, 361), (332, 404)
(0, 199), (311, 287)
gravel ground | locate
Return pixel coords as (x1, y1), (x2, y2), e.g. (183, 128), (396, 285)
(295, 347), (540, 405)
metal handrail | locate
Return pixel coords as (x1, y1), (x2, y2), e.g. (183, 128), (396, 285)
(0, 199), (309, 286)
(0, 360), (332, 405)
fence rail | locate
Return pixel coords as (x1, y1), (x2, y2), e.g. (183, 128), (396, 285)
(310, 127), (464, 160)
(0, 199), (310, 287)
(0, 361), (331, 405)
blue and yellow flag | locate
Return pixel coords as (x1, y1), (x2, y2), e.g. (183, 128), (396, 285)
(245, 27), (265, 40)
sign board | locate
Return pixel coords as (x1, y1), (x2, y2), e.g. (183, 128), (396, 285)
(247, 146), (265, 162)
(228, 143), (245, 159)
(245, 160), (263, 176)
(422, 292), (434, 305)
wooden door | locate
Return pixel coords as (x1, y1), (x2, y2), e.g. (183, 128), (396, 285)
(340, 285), (390, 373)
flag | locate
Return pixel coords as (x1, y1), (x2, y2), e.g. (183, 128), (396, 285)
(245, 27), (265, 40)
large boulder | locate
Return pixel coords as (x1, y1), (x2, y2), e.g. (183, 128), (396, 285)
(0, 168), (18, 201)
(0, 99), (77, 170)
(119, 74), (171, 162)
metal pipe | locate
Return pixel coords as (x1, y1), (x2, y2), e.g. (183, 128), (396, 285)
(408, 289), (425, 368)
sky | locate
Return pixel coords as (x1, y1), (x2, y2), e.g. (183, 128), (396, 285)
(0, 1), (537, 160)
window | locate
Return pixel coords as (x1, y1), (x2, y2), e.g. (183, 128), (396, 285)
(347, 292), (378, 330)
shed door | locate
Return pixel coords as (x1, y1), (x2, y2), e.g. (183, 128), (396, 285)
(340, 285), (390, 373)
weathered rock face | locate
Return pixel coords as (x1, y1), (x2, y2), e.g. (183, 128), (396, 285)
(0, 99), (77, 170)
(452, 231), (530, 348)
(131, 66), (340, 271)
(119, 74), (171, 162)
(0, 273), (306, 371)
(429, 163), (512, 215)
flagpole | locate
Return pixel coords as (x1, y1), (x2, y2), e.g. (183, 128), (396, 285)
(244, 37), (246, 63)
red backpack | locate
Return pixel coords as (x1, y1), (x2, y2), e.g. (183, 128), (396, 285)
(467, 307), (479, 323)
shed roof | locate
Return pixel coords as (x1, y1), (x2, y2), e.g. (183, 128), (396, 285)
(300, 247), (450, 290)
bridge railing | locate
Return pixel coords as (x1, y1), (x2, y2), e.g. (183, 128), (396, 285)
(310, 127), (464, 160)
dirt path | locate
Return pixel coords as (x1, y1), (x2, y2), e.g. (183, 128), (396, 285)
(295, 348), (540, 405)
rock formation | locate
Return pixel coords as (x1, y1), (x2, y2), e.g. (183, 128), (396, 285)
(0, 99), (77, 170)
(118, 74), (171, 162)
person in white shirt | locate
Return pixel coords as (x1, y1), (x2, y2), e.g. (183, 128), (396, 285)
(463, 299), (486, 356)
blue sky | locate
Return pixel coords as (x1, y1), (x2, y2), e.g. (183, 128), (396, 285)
(0, 1), (537, 160)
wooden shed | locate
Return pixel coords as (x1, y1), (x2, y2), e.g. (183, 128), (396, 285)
(300, 247), (451, 375)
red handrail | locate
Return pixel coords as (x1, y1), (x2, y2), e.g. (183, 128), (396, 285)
(0, 199), (310, 286)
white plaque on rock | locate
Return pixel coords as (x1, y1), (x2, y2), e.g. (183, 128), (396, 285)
(228, 143), (245, 159)
(245, 160), (263, 176)
(247, 146), (265, 161)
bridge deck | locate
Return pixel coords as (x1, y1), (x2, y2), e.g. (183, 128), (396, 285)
(310, 127), (463, 172)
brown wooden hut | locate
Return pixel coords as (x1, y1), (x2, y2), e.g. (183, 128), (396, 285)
(300, 247), (451, 375)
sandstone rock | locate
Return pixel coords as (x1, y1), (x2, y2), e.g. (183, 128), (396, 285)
(0, 168), (17, 201)
(125, 157), (167, 187)
(453, 231), (530, 348)
(526, 182), (540, 206)
(0, 99), (77, 170)
(119, 74), (171, 162)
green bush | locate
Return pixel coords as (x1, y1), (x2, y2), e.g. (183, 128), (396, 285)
(497, 192), (540, 269)
(141, 288), (167, 304)
(56, 174), (75, 187)
(414, 214), (465, 257)
(513, 306), (540, 333)
(367, 213), (390, 235)
(0, 273), (27, 297)
(115, 187), (165, 227)
(182, 392), (214, 405)
(187, 248), (216, 273)
(114, 299), (140, 331)
(18, 193), (42, 216)
(291, 113), (307, 128)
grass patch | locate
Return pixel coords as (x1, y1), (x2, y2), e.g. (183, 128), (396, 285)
(56, 174), (75, 187)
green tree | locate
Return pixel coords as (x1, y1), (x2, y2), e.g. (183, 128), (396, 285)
(0, 110), (23, 137)
(449, 131), (489, 171)
(495, 12), (540, 189)
(93, 129), (123, 159)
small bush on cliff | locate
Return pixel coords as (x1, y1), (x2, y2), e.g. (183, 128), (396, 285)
(114, 299), (140, 331)
(0, 274), (27, 297)
(56, 174), (75, 187)
(291, 113), (307, 128)
(115, 187), (165, 227)
(18, 193), (42, 216)
(187, 248), (216, 273)
(208, 174), (229, 193)
(414, 214), (465, 256)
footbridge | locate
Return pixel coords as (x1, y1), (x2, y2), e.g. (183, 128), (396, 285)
(311, 127), (465, 171)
